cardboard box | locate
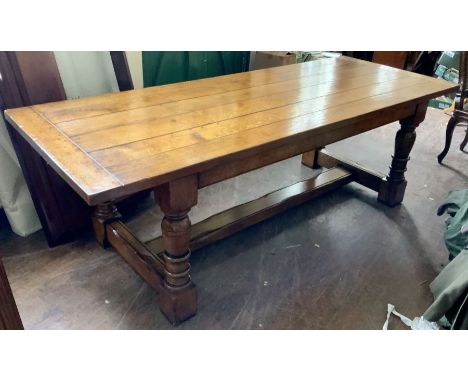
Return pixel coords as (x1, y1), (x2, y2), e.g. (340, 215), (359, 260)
(434, 64), (459, 84)
(296, 51), (340, 63)
(430, 52), (460, 109)
(437, 51), (460, 71)
(251, 51), (296, 70)
(429, 96), (454, 110)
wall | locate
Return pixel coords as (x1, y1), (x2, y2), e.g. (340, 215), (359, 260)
(53, 51), (119, 99)
(126, 51), (143, 89)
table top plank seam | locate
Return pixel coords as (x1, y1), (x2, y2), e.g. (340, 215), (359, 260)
(60, 64), (398, 139)
(107, 80), (454, 183)
(84, 74), (413, 154)
(50, 60), (361, 128)
(88, 76), (428, 160)
(106, 102), (417, 198)
(36, 58), (355, 124)
(68, 70), (410, 152)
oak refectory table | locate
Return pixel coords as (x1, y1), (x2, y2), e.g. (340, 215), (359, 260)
(5, 57), (457, 324)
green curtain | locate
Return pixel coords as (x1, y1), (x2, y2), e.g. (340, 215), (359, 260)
(143, 51), (250, 87)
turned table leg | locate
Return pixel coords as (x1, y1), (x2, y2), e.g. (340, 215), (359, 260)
(92, 202), (122, 247)
(378, 103), (428, 207)
(154, 175), (198, 324)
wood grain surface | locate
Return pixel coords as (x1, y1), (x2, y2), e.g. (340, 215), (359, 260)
(5, 57), (458, 205)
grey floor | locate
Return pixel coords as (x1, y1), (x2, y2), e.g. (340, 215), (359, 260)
(1, 107), (467, 329)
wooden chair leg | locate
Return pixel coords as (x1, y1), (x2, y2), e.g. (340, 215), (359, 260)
(461, 127), (468, 151)
(438, 115), (458, 164)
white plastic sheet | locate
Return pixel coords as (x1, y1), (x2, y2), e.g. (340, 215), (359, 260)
(0, 118), (41, 236)
(383, 304), (439, 330)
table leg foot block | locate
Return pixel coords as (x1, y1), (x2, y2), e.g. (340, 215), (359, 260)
(159, 283), (198, 325)
(378, 179), (407, 207)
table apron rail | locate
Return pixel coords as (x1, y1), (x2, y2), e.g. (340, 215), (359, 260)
(197, 101), (415, 190)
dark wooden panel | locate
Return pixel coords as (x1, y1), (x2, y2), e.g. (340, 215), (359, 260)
(8, 52), (66, 105)
(110, 51), (134, 91)
(0, 258), (23, 330)
(373, 52), (408, 69)
(0, 53), (24, 108)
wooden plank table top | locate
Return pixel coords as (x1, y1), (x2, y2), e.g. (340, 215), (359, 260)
(5, 56), (457, 206)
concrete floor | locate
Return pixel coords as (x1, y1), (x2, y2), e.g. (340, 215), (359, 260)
(1, 108), (467, 329)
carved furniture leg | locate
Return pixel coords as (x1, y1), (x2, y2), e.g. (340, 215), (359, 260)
(437, 114), (459, 164)
(92, 202), (122, 247)
(461, 128), (468, 151)
(154, 175), (198, 324)
(378, 104), (427, 207)
(301, 148), (323, 169)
